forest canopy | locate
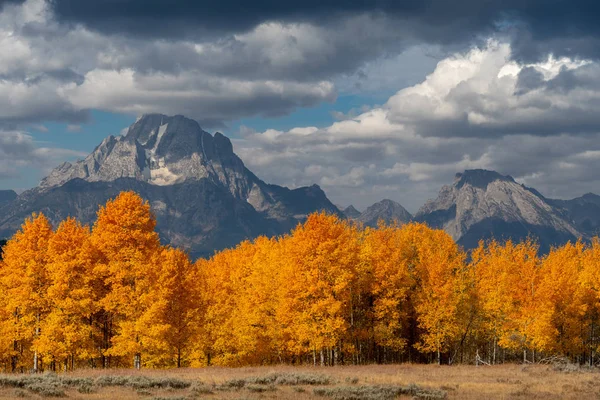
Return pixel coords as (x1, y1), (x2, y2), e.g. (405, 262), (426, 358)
(0, 191), (599, 372)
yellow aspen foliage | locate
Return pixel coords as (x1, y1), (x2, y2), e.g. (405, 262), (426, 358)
(407, 224), (469, 365)
(361, 222), (414, 354)
(531, 242), (586, 355)
(0, 213), (53, 372)
(579, 238), (600, 360)
(139, 246), (200, 367)
(36, 218), (97, 370)
(90, 191), (160, 368)
(229, 236), (283, 364)
(277, 213), (360, 365)
(195, 242), (252, 366)
(2, 192), (600, 369)
(472, 239), (540, 362)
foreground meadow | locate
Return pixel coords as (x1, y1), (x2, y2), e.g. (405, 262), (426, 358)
(0, 364), (595, 399)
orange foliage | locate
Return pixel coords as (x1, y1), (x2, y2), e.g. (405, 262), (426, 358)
(0, 192), (600, 371)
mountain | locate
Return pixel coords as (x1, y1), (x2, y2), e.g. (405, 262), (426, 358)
(0, 114), (339, 257)
(342, 205), (361, 219)
(414, 169), (581, 252)
(0, 190), (16, 207)
(550, 193), (600, 237)
(357, 199), (412, 228)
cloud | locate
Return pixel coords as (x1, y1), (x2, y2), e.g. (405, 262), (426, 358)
(3, 0), (600, 203)
(61, 69), (336, 123)
(46, 0), (600, 64)
(234, 42), (600, 212)
(3, 0), (599, 129)
(385, 41), (598, 138)
(0, 0), (347, 126)
(66, 124), (81, 132)
(31, 124), (48, 132)
(0, 130), (85, 178)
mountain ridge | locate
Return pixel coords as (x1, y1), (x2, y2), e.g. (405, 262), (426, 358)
(415, 169), (583, 251)
(353, 199), (413, 228)
(0, 116), (595, 255)
(0, 114), (339, 257)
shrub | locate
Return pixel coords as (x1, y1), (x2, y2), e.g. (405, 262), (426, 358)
(247, 372), (332, 386)
(245, 384), (277, 393)
(217, 378), (246, 390)
(77, 383), (96, 394)
(191, 382), (214, 394)
(95, 375), (191, 389)
(24, 382), (66, 398)
(313, 384), (447, 400)
(61, 377), (93, 387)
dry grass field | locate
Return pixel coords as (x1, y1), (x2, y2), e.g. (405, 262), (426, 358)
(0, 363), (596, 399)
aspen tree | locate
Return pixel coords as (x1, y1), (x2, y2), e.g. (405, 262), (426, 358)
(91, 191), (160, 369)
(39, 218), (97, 370)
(277, 213), (360, 365)
(0, 213), (53, 372)
(139, 247), (200, 367)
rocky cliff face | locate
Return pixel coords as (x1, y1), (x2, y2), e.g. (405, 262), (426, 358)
(415, 169), (581, 251)
(356, 199), (412, 228)
(41, 115), (258, 202)
(0, 114), (339, 257)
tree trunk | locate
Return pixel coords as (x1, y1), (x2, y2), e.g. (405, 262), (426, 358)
(177, 348), (181, 368)
(11, 340), (17, 372)
(320, 348), (325, 366)
(134, 353), (141, 370)
(33, 314), (40, 373)
(590, 322), (594, 367)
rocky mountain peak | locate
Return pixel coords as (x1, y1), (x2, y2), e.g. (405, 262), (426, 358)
(358, 199), (412, 228)
(6, 114), (340, 256)
(455, 169), (515, 189)
(39, 113), (253, 198)
(416, 169), (581, 251)
(213, 132), (234, 154)
(342, 205), (361, 219)
(549, 192), (600, 236)
(581, 193), (600, 203)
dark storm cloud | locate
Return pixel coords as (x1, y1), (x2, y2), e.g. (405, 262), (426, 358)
(48, 0), (600, 61)
(49, 0), (493, 40)
(0, 0), (22, 6)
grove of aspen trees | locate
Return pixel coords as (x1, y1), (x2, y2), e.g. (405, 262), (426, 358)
(0, 191), (599, 372)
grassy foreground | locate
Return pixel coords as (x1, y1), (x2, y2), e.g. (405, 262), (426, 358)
(0, 364), (595, 399)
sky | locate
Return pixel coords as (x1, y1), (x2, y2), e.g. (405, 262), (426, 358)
(2, 0), (600, 212)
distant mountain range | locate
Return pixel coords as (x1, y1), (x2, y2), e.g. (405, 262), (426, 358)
(343, 170), (598, 252)
(413, 170), (583, 252)
(343, 170), (597, 252)
(342, 199), (412, 228)
(0, 114), (338, 258)
(0, 114), (597, 255)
